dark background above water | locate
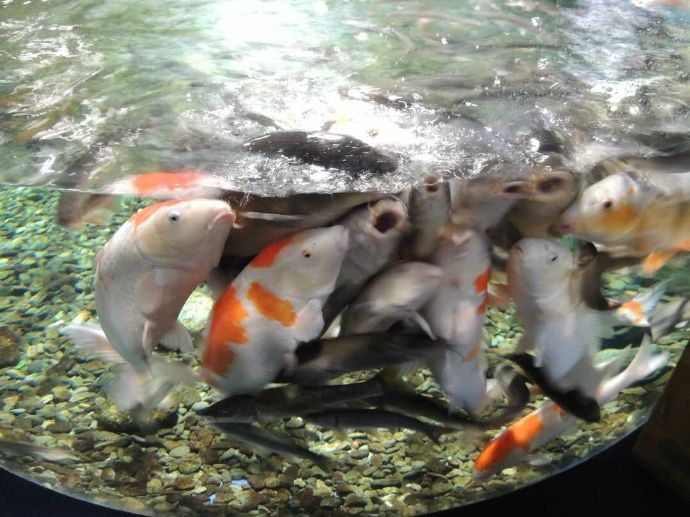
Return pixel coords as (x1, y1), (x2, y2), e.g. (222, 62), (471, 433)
(0, 428), (686, 517)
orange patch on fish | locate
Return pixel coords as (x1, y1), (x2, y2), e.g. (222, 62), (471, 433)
(250, 235), (294, 268)
(131, 171), (206, 195)
(642, 250), (676, 275)
(595, 203), (637, 232)
(673, 239), (690, 251)
(474, 410), (544, 474)
(130, 199), (187, 228)
(203, 286), (249, 376)
(464, 343), (481, 363)
(619, 299), (644, 325)
(247, 282), (296, 327)
(476, 295), (488, 315)
(474, 268), (490, 294)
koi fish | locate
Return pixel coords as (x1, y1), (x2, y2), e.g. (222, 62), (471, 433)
(473, 337), (668, 479)
(423, 226), (493, 414)
(243, 130), (398, 175)
(200, 226), (350, 396)
(62, 198), (235, 413)
(507, 169), (579, 239)
(560, 170), (690, 273)
(322, 197), (409, 327)
(340, 261), (443, 335)
(57, 170), (303, 229)
(507, 238), (663, 393)
(405, 173), (451, 260)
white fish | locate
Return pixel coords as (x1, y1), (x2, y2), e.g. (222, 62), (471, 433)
(322, 197), (408, 326)
(423, 226), (493, 414)
(340, 261), (444, 335)
(62, 198), (235, 413)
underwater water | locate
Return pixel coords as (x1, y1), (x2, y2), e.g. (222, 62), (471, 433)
(1, 0), (690, 516)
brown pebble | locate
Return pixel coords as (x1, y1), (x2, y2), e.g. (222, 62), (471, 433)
(174, 476), (196, 490)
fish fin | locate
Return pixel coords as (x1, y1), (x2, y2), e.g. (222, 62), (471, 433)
(489, 283), (512, 304)
(104, 365), (151, 412)
(641, 250), (676, 275)
(409, 311), (435, 339)
(621, 336), (669, 387)
(60, 323), (126, 364)
(82, 208), (114, 226)
(149, 356), (200, 385)
(487, 292), (510, 308)
(142, 321), (157, 353)
(158, 321), (194, 352)
(293, 299), (326, 342)
(672, 239), (690, 251)
(610, 280), (668, 327)
(241, 211), (305, 222)
(526, 454), (552, 468)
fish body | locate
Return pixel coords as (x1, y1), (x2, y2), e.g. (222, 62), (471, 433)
(303, 408), (451, 443)
(244, 130), (398, 174)
(63, 199), (235, 411)
(560, 170), (690, 272)
(405, 174), (451, 259)
(507, 238), (662, 393)
(340, 261), (443, 335)
(201, 226), (349, 395)
(212, 422), (331, 469)
(322, 197), (409, 326)
(199, 377), (386, 423)
(105, 171), (231, 199)
(423, 227), (492, 414)
(278, 333), (450, 386)
(223, 191), (384, 257)
(473, 337), (668, 479)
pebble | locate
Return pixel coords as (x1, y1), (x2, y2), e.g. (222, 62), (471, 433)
(179, 461), (201, 475)
(312, 479), (332, 498)
(174, 476), (196, 490)
(190, 401), (209, 412)
(146, 479), (163, 495)
(52, 386), (71, 401)
(170, 445), (190, 458)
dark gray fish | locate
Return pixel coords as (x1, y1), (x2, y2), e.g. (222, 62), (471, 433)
(211, 422), (332, 470)
(369, 390), (486, 430)
(506, 352), (601, 423)
(199, 377), (386, 423)
(0, 437), (79, 463)
(243, 130), (398, 175)
(302, 408), (452, 443)
(223, 191), (385, 257)
(278, 333), (449, 386)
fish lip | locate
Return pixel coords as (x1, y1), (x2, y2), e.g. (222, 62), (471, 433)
(513, 243), (525, 256)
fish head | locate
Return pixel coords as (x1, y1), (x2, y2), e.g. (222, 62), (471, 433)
(559, 172), (644, 243)
(508, 238), (574, 301)
(134, 199), (235, 265)
(525, 169), (578, 208)
(257, 225), (350, 300)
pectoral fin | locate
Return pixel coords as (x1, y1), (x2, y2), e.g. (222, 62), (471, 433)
(293, 299), (325, 342)
(642, 250), (676, 275)
(159, 321), (194, 352)
(135, 271), (167, 317)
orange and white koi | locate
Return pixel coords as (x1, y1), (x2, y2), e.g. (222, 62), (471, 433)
(201, 226), (350, 396)
(105, 170), (233, 199)
(507, 238), (663, 393)
(560, 170), (690, 274)
(422, 226), (493, 414)
(62, 198), (235, 412)
(473, 337), (668, 479)
(340, 261), (444, 335)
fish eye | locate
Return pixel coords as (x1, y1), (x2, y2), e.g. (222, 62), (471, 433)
(538, 177), (562, 193)
(602, 199), (613, 210)
(549, 255), (558, 262)
(302, 249), (312, 258)
(168, 211), (181, 223)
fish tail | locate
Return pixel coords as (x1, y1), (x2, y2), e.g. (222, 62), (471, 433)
(613, 280), (668, 327)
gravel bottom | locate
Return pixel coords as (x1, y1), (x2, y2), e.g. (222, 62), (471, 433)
(0, 185), (687, 516)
